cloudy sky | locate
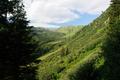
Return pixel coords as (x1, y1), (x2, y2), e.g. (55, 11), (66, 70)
(23, 0), (110, 28)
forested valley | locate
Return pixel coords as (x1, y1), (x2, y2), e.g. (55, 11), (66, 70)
(0, 0), (120, 80)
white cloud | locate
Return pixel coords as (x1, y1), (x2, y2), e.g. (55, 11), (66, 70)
(24, 0), (110, 27)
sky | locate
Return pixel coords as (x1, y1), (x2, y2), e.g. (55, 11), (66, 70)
(23, 0), (111, 28)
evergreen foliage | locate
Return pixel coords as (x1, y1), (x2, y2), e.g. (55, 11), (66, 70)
(0, 0), (37, 80)
(101, 0), (120, 80)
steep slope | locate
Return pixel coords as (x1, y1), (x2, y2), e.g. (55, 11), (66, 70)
(36, 8), (109, 80)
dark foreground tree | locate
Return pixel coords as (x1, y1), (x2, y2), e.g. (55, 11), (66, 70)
(102, 0), (120, 80)
(0, 0), (37, 80)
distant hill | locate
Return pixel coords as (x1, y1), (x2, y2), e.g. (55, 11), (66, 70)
(32, 27), (64, 56)
(33, 27), (64, 43)
(33, 26), (82, 56)
(57, 26), (82, 38)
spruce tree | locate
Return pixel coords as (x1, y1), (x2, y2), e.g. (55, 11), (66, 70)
(0, 0), (37, 80)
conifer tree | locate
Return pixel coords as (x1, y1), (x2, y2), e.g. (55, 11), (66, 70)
(0, 0), (37, 80)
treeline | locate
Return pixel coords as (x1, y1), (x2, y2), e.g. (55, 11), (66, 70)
(0, 0), (37, 80)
